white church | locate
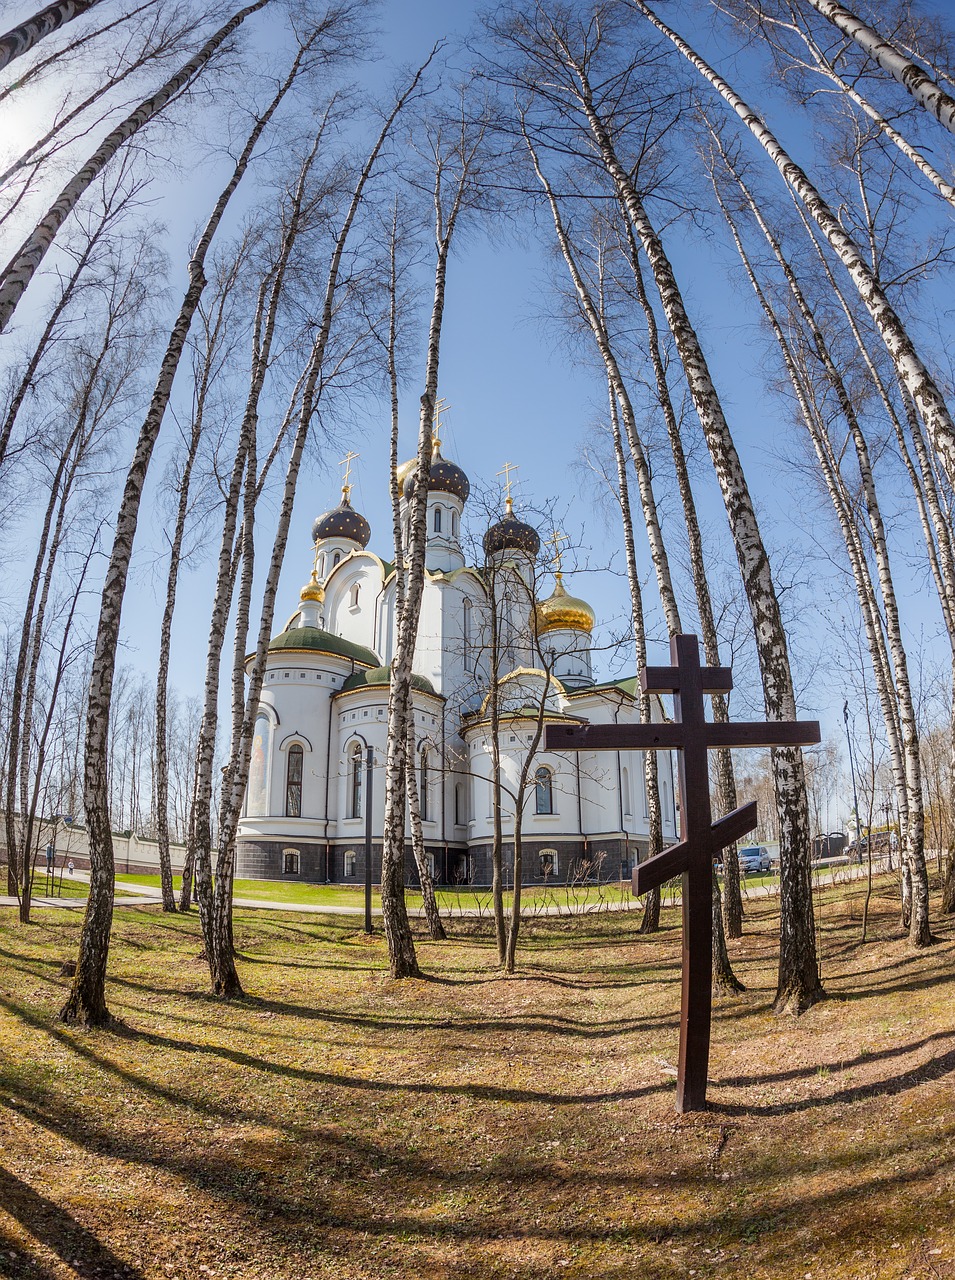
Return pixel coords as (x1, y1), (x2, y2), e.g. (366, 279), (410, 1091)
(236, 441), (679, 887)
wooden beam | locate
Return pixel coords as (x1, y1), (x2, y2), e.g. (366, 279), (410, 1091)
(641, 666), (733, 694)
(632, 838), (689, 896)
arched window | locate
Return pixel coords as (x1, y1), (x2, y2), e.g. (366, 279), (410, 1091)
(454, 783), (464, 826)
(621, 766), (632, 819)
(349, 744), (363, 818)
(318, 553), (326, 577)
(420, 749), (430, 821)
(451, 509), (458, 537)
(535, 766), (554, 815)
(350, 583), (360, 609)
(247, 713), (272, 816)
(433, 506), (442, 533)
(539, 848), (558, 878)
(463, 598), (472, 672)
(344, 850), (357, 877)
(285, 744), (303, 817)
(332, 551), (341, 568)
(283, 848), (300, 875)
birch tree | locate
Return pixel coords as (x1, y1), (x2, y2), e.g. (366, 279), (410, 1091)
(632, 0), (955, 498)
(710, 142), (932, 945)
(0, 0), (107, 74)
(800, 0), (955, 136)
(58, 25), (330, 1025)
(487, 2), (821, 1010)
(0, 0), (272, 334)
(202, 60), (432, 997)
(380, 85), (488, 979)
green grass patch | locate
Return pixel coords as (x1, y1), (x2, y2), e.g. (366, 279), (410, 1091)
(0, 876), (952, 1278)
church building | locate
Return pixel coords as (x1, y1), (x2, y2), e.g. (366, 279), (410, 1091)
(236, 441), (678, 887)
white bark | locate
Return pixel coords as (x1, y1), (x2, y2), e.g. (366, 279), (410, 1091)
(802, 0), (955, 136)
(209, 61), (432, 994)
(0, 0), (271, 333)
(0, 0), (105, 73)
(634, 1), (955, 496)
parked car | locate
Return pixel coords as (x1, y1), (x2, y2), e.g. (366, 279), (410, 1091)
(738, 845), (771, 874)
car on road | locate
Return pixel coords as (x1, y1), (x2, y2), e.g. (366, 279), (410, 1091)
(738, 845), (771, 874)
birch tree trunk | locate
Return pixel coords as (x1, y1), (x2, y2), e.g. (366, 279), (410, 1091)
(58, 46), (299, 1025)
(621, 222), (744, 939)
(801, 0), (955, 135)
(381, 93), (476, 979)
(405, 717), (446, 941)
(718, 155), (931, 946)
(634, 1), (955, 496)
(565, 79), (821, 1010)
(527, 134), (682, 931)
(0, 0), (105, 73)
(207, 63), (431, 994)
(0, 0), (270, 334)
(606, 391), (663, 935)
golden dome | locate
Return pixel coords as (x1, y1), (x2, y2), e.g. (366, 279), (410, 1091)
(536, 574), (595, 635)
(300, 573), (325, 604)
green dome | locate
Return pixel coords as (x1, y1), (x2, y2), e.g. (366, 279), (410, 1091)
(339, 666), (437, 696)
(268, 626), (379, 667)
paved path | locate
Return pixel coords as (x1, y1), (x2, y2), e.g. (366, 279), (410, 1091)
(0, 859), (888, 918)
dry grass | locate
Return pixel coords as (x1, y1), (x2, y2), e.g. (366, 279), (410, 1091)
(0, 876), (953, 1279)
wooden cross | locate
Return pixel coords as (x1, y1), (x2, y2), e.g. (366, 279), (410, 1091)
(339, 450), (359, 498)
(544, 633), (820, 1112)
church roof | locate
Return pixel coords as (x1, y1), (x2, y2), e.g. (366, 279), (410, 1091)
(268, 626), (379, 666)
(339, 666), (439, 697)
(483, 497), (540, 557)
(535, 574), (595, 634)
(565, 676), (640, 699)
(400, 440), (470, 503)
(312, 492), (371, 548)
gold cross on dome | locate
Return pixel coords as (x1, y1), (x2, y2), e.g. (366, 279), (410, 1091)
(432, 397), (449, 438)
(547, 530), (570, 575)
(339, 450), (359, 497)
(497, 461), (518, 506)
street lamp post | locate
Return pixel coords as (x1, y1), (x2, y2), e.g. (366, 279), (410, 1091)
(843, 700), (862, 859)
(364, 744), (374, 935)
(352, 733), (375, 935)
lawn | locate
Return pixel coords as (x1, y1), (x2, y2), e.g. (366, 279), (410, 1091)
(0, 874), (952, 1279)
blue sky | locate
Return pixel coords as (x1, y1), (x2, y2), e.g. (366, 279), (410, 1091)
(4, 0), (954, 829)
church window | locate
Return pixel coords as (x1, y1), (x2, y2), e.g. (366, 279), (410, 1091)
(283, 848), (300, 875)
(433, 506), (442, 533)
(333, 551), (341, 568)
(454, 783), (464, 826)
(463, 598), (472, 671)
(451, 509), (458, 537)
(318, 553), (326, 577)
(285, 744), (303, 817)
(539, 849), (558, 878)
(349, 744), (363, 818)
(247, 714), (272, 817)
(535, 766), (554, 815)
(350, 583), (360, 609)
(344, 850), (357, 877)
(622, 766), (632, 818)
(420, 749), (430, 821)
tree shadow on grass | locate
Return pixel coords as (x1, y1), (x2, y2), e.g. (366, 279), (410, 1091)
(0, 1166), (145, 1279)
(712, 1038), (955, 1117)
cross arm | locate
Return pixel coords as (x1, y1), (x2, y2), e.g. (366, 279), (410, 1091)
(641, 666), (733, 694)
(633, 838), (689, 896)
(706, 721), (821, 748)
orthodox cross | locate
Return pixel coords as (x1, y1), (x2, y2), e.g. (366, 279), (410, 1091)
(544, 633), (820, 1112)
(433, 396), (449, 439)
(339, 450), (359, 499)
(497, 460), (518, 508)
(547, 530), (570, 575)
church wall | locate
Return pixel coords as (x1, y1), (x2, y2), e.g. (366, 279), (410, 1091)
(321, 553), (384, 657)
